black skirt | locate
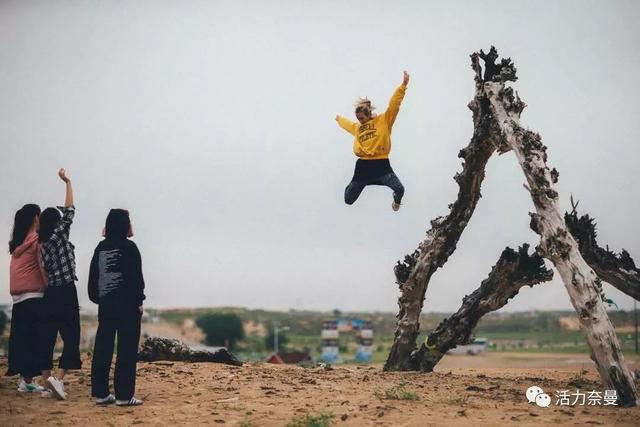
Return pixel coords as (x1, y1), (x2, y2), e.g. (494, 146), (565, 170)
(351, 158), (393, 182)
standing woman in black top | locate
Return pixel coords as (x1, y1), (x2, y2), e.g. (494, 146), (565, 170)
(88, 209), (145, 406)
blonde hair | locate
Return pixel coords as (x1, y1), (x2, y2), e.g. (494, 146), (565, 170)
(354, 97), (375, 117)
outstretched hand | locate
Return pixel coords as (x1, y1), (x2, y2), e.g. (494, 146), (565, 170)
(402, 70), (410, 86)
(58, 168), (70, 183)
(335, 114), (340, 121)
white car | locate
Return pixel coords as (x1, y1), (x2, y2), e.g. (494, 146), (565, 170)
(447, 337), (489, 355)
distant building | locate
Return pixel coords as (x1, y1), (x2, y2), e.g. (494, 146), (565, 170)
(320, 320), (341, 363)
(355, 320), (373, 362)
(267, 351), (312, 364)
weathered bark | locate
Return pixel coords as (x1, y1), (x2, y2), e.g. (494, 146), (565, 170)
(483, 47), (638, 406)
(410, 244), (553, 372)
(383, 54), (506, 371)
(383, 46), (524, 371)
(138, 337), (243, 366)
(565, 203), (640, 301)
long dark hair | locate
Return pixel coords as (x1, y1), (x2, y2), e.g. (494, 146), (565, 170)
(9, 204), (41, 254)
(38, 207), (62, 243)
(105, 209), (131, 239)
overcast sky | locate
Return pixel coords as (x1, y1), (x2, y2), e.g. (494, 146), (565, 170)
(1, 0), (639, 314)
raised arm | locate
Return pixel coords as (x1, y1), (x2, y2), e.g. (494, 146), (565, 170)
(58, 168), (73, 208)
(383, 71), (409, 128)
(335, 114), (358, 136)
(52, 168), (75, 238)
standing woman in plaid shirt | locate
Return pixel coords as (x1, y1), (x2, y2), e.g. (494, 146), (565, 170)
(38, 168), (81, 400)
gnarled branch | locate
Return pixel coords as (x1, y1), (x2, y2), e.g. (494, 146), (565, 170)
(565, 199), (640, 301)
(410, 244), (553, 372)
(384, 49), (505, 371)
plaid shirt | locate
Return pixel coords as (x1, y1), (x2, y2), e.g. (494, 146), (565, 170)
(41, 206), (77, 286)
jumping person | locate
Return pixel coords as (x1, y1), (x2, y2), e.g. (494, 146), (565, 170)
(88, 209), (145, 406)
(39, 169), (82, 400)
(6, 204), (51, 395)
(335, 71), (410, 211)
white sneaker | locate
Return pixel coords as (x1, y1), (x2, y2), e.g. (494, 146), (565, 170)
(47, 376), (67, 400)
(17, 378), (30, 392)
(17, 378), (45, 393)
(96, 394), (116, 405)
(116, 397), (143, 406)
(41, 389), (53, 398)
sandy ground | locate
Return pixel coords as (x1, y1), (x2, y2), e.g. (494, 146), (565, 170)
(2, 353), (640, 426)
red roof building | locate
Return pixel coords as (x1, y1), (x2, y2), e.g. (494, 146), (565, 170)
(266, 351), (312, 364)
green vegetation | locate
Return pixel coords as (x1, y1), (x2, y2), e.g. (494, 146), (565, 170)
(239, 414), (254, 427)
(265, 329), (289, 352)
(158, 307), (447, 336)
(286, 412), (334, 427)
(476, 311), (560, 333)
(374, 380), (420, 401)
(195, 313), (245, 350)
(148, 307), (639, 360)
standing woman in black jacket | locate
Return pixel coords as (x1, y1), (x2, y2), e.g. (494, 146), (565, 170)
(88, 209), (145, 406)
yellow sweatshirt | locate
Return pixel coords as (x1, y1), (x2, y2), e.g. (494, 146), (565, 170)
(336, 84), (407, 160)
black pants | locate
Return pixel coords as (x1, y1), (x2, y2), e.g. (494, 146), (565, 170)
(91, 308), (141, 400)
(5, 297), (48, 378)
(43, 284), (82, 370)
(344, 172), (405, 205)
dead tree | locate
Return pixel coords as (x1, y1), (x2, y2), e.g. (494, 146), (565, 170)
(411, 244), (553, 372)
(413, 205), (640, 374)
(483, 47), (637, 406)
(384, 50), (505, 371)
(565, 198), (640, 301)
(138, 337), (243, 366)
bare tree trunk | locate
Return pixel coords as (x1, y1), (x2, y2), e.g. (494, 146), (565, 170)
(384, 56), (505, 371)
(483, 47), (638, 406)
(565, 202), (640, 301)
(411, 244), (553, 372)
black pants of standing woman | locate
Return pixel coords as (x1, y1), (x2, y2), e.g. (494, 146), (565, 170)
(42, 283), (82, 370)
(5, 297), (48, 378)
(91, 306), (141, 400)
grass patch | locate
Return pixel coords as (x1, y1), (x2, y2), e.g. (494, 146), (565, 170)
(567, 368), (589, 388)
(374, 380), (420, 401)
(286, 412), (334, 427)
(444, 395), (469, 406)
(239, 414), (253, 427)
